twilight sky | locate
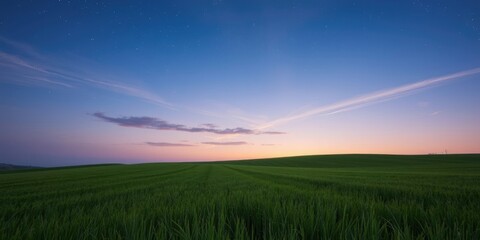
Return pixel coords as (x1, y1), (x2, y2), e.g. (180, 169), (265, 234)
(1, 1), (480, 166)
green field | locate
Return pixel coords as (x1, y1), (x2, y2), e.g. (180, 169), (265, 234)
(1, 154), (480, 239)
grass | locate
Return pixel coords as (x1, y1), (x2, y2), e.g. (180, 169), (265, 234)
(1, 154), (479, 239)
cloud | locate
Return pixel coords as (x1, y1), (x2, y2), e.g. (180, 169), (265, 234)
(201, 123), (218, 128)
(0, 36), (46, 60)
(1, 38), (264, 126)
(257, 67), (480, 129)
(262, 131), (285, 135)
(202, 141), (247, 146)
(24, 76), (74, 88)
(0, 37), (173, 108)
(93, 112), (285, 135)
(146, 142), (194, 147)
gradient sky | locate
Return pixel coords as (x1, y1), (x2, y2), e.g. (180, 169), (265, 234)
(1, 1), (480, 166)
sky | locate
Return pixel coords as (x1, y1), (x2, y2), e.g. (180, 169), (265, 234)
(1, 1), (480, 166)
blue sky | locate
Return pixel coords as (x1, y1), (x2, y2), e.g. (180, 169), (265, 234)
(1, 1), (480, 166)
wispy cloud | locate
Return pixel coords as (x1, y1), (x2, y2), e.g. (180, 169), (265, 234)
(261, 144), (276, 146)
(262, 131), (285, 135)
(146, 142), (194, 147)
(24, 76), (74, 88)
(1, 38), (268, 126)
(202, 141), (247, 146)
(201, 123), (218, 128)
(257, 67), (480, 129)
(93, 112), (285, 135)
(0, 36), (45, 60)
(0, 37), (173, 108)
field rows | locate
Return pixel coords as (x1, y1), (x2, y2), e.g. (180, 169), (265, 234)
(1, 155), (480, 239)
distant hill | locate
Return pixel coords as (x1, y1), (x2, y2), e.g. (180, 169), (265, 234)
(0, 163), (40, 171)
(216, 154), (480, 168)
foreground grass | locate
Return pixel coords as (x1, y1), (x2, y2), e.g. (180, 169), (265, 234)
(1, 154), (479, 239)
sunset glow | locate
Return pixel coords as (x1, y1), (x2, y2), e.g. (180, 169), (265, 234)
(1, 1), (480, 166)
